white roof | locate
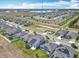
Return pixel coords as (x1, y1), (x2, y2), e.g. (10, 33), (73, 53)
(69, 41), (75, 43)
(57, 36), (62, 40)
(31, 47), (36, 50)
(55, 41), (61, 45)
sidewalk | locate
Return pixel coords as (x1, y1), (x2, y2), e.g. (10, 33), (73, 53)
(0, 34), (11, 43)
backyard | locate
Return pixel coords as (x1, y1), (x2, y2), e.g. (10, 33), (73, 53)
(13, 40), (48, 58)
(0, 30), (19, 42)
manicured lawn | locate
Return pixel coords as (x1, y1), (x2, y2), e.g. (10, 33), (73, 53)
(13, 40), (48, 58)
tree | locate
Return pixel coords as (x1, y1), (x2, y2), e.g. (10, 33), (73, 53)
(33, 31), (37, 35)
(78, 32), (79, 34)
(45, 35), (49, 40)
(25, 44), (30, 49)
(71, 43), (78, 49)
(35, 53), (39, 57)
(74, 54), (78, 58)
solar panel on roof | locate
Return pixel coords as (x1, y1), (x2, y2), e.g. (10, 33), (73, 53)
(29, 39), (37, 44)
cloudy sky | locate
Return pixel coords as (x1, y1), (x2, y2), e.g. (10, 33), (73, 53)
(0, 0), (79, 9)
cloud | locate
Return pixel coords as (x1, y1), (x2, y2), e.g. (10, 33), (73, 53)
(43, 0), (69, 6)
(0, 0), (70, 9)
(71, 0), (79, 2)
(0, 0), (79, 9)
(65, 0), (79, 9)
(69, 3), (79, 9)
(66, 4), (79, 9)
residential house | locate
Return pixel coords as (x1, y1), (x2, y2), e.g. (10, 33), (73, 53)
(21, 21), (33, 26)
(6, 27), (22, 35)
(23, 15), (33, 18)
(28, 34), (45, 50)
(21, 34), (33, 42)
(0, 23), (10, 31)
(56, 30), (69, 37)
(51, 44), (75, 58)
(14, 19), (23, 24)
(14, 30), (29, 38)
(23, 34), (45, 50)
(65, 32), (78, 43)
(40, 42), (58, 54)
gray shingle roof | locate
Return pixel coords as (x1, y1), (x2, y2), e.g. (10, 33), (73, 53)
(26, 34), (45, 48)
(6, 28), (22, 35)
(40, 43), (58, 54)
(66, 32), (78, 40)
(56, 30), (69, 36)
(14, 31), (29, 38)
(21, 34), (32, 42)
(52, 44), (75, 58)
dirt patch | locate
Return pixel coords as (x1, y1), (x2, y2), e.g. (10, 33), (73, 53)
(0, 37), (30, 58)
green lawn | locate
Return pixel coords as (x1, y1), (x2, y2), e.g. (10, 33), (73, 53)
(75, 19), (79, 26)
(75, 37), (79, 45)
(13, 40), (48, 58)
(0, 30), (6, 35)
(60, 15), (79, 28)
(25, 25), (41, 32)
(0, 30), (18, 41)
(59, 16), (74, 26)
(75, 49), (79, 57)
(59, 14), (79, 27)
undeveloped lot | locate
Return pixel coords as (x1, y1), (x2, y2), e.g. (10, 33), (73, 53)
(0, 37), (29, 58)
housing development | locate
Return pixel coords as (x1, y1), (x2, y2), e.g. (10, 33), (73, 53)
(0, 9), (79, 58)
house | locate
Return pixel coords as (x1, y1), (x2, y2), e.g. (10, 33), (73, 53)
(14, 30), (29, 38)
(40, 42), (58, 54)
(51, 44), (75, 58)
(0, 23), (10, 30)
(14, 19), (23, 24)
(21, 21), (33, 26)
(56, 30), (69, 37)
(23, 15), (33, 18)
(0, 23), (5, 29)
(23, 34), (45, 50)
(21, 34), (33, 42)
(65, 32), (78, 43)
(6, 27), (22, 35)
(14, 32), (22, 38)
(23, 22), (33, 26)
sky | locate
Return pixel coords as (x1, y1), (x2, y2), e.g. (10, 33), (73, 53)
(0, 0), (79, 9)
